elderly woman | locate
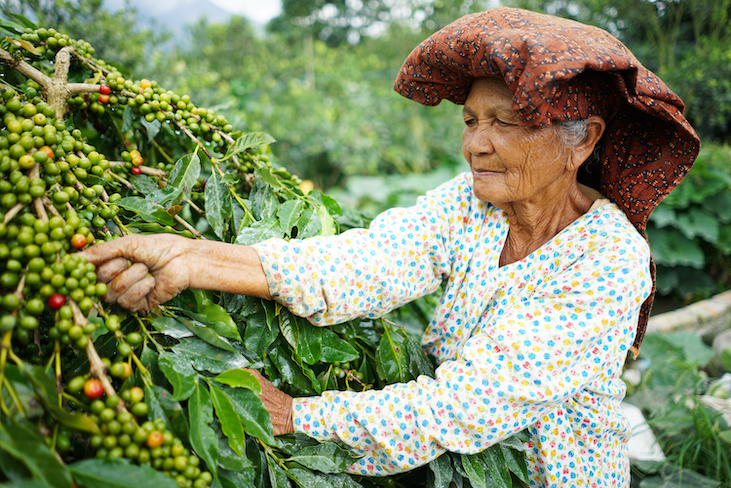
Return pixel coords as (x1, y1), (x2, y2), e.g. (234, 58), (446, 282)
(82, 8), (699, 488)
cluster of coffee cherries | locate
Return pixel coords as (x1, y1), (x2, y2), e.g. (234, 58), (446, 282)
(18, 27), (96, 61)
(67, 375), (213, 488)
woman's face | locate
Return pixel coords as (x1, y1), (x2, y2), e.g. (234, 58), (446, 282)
(462, 78), (574, 207)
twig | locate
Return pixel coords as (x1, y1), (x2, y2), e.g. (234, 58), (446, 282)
(108, 171), (135, 190)
(2, 203), (25, 225)
(42, 196), (62, 218)
(174, 214), (204, 239)
(185, 198), (204, 216)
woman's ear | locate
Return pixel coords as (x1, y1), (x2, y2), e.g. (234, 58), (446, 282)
(568, 116), (606, 171)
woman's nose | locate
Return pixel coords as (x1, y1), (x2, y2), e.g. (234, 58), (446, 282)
(465, 125), (495, 155)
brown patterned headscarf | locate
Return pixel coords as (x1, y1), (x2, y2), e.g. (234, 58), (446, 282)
(394, 7), (700, 357)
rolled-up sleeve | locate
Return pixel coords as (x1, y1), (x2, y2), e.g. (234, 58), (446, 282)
(252, 174), (472, 324)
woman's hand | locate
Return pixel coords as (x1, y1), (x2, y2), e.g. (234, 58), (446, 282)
(80, 234), (272, 312)
(80, 234), (197, 312)
(246, 369), (294, 436)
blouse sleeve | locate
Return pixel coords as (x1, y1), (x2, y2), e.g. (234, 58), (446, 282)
(252, 174), (472, 325)
(290, 240), (652, 475)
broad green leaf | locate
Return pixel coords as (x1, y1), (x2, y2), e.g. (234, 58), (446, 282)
(277, 199), (305, 235)
(648, 205), (676, 228)
(483, 445), (512, 488)
(158, 352), (197, 401)
(295, 209), (322, 239)
(269, 345), (319, 395)
(406, 333), (435, 378)
(228, 132), (276, 159)
(428, 454), (453, 488)
(204, 169), (233, 240)
(174, 315), (237, 353)
(267, 455), (291, 488)
(376, 324), (409, 383)
(69, 458), (176, 488)
(646, 226), (704, 268)
(171, 337), (251, 374)
(664, 331), (715, 368)
(214, 369), (261, 393)
(168, 153), (201, 199)
(19, 365), (99, 434)
(8, 37), (39, 55)
(461, 453), (486, 488)
(244, 307), (280, 356)
(320, 328), (359, 363)
(140, 118), (161, 141)
(500, 444), (529, 484)
(129, 174), (160, 195)
(146, 186), (184, 208)
(287, 442), (357, 473)
(1, 480), (56, 488)
(308, 190), (342, 217)
(188, 382), (220, 484)
(122, 105), (134, 131)
(703, 191), (731, 223)
(117, 197), (175, 226)
(236, 218), (284, 246)
(719, 430), (731, 445)
(148, 316), (194, 339)
(219, 467), (257, 488)
(197, 297), (242, 341)
(250, 179), (280, 220)
(286, 468), (336, 488)
(220, 385), (276, 445)
(317, 205), (336, 236)
(210, 384), (247, 457)
(256, 166), (284, 189)
(145, 385), (190, 443)
(676, 207), (719, 243)
(0, 421), (72, 488)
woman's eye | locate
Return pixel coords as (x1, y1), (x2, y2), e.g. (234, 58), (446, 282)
(497, 119), (515, 127)
(464, 118), (477, 127)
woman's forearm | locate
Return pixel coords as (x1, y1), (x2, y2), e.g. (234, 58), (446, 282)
(185, 241), (272, 300)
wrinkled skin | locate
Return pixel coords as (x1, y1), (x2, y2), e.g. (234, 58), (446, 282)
(81, 78), (605, 440)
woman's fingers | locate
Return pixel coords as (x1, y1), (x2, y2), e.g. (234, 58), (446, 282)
(96, 257), (129, 284)
(79, 236), (136, 266)
(117, 275), (156, 312)
(104, 262), (150, 303)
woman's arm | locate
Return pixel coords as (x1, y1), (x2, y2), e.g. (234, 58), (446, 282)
(80, 234), (271, 311)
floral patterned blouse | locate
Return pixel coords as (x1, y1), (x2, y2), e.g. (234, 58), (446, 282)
(253, 172), (651, 488)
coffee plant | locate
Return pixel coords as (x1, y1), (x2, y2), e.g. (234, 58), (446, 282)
(0, 15), (528, 488)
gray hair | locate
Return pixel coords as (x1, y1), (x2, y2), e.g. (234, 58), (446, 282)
(554, 119), (601, 168)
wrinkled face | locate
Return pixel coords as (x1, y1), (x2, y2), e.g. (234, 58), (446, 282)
(462, 78), (571, 207)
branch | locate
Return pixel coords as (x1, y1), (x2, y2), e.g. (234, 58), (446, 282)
(0, 47), (52, 88)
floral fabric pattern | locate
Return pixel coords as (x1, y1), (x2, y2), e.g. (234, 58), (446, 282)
(253, 173), (652, 487)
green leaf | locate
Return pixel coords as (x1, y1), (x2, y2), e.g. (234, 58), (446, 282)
(122, 106), (134, 131)
(148, 316), (194, 339)
(295, 209), (322, 239)
(719, 429), (731, 445)
(129, 174), (160, 195)
(676, 207), (719, 243)
(117, 197), (175, 226)
(146, 186), (184, 208)
(235, 218), (284, 245)
(168, 153), (201, 198)
(204, 169), (233, 240)
(188, 382), (220, 485)
(277, 199), (305, 235)
(482, 445), (512, 488)
(649, 204), (676, 228)
(209, 383), (247, 457)
(286, 442), (356, 473)
(428, 454), (453, 488)
(286, 468), (341, 488)
(171, 337), (251, 374)
(317, 205), (336, 236)
(461, 453), (486, 488)
(376, 324), (409, 383)
(228, 132), (276, 159)
(267, 454), (291, 488)
(647, 226), (705, 268)
(244, 307), (280, 356)
(320, 328), (359, 363)
(214, 369), (261, 394)
(195, 297), (242, 341)
(500, 444), (529, 484)
(69, 458), (177, 488)
(174, 314), (237, 352)
(140, 118), (161, 141)
(0, 421), (73, 488)
(256, 166), (284, 189)
(269, 345), (319, 395)
(144, 385), (190, 443)
(158, 352), (197, 401)
(219, 385), (276, 445)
